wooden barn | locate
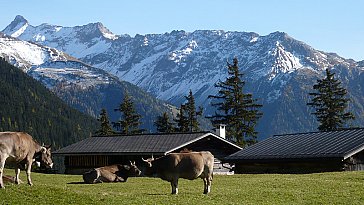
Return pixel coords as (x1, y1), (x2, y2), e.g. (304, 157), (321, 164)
(53, 131), (241, 174)
(224, 128), (364, 174)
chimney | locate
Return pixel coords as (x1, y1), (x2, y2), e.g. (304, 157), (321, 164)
(216, 124), (226, 139)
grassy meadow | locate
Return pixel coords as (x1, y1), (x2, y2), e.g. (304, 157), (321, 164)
(1, 169), (364, 205)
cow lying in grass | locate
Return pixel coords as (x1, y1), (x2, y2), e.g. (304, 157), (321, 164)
(83, 162), (141, 184)
(0, 132), (53, 189)
(142, 151), (214, 194)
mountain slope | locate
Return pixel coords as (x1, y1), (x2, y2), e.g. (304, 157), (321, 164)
(0, 57), (98, 147)
(0, 32), (172, 132)
(3, 16), (364, 138)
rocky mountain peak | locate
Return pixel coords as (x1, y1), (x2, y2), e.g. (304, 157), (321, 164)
(12, 15), (28, 25)
(80, 22), (118, 40)
(2, 15), (29, 38)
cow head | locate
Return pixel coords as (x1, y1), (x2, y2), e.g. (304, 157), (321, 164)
(142, 156), (154, 167)
(37, 145), (53, 169)
(129, 161), (142, 176)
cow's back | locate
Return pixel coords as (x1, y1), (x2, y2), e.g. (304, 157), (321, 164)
(155, 152), (214, 181)
(0, 132), (35, 162)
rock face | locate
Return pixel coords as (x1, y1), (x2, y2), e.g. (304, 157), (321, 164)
(2, 15), (364, 138)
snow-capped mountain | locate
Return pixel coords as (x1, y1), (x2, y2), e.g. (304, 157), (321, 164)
(0, 32), (117, 91)
(3, 15), (364, 138)
(0, 31), (171, 131)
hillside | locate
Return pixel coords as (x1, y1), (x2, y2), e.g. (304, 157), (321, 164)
(0, 32), (173, 132)
(0, 57), (98, 147)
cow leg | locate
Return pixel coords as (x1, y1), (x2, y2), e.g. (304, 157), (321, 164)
(203, 177), (208, 194)
(25, 160), (33, 186)
(15, 164), (21, 184)
(115, 176), (126, 182)
(202, 175), (212, 194)
(171, 179), (178, 194)
(0, 157), (5, 188)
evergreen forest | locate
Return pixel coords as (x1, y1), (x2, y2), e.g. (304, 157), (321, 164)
(0, 58), (99, 148)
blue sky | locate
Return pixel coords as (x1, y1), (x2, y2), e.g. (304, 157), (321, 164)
(1, 0), (363, 60)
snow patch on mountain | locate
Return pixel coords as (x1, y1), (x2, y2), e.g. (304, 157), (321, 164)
(169, 40), (198, 63)
(0, 35), (68, 71)
(30, 61), (111, 90)
(268, 41), (303, 80)
(10, 23), (28, 38)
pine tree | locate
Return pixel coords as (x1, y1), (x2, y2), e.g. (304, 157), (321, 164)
(95, 108), (114, 136)
(184, 90), (203, 132)
(208, 58), (262, 146)
(113, 92), (145, 134)
(154, 112), (175, 133)
(307, 69), (355, 131)
(174, 104), (189, 132)
(174, 90), (203, 133)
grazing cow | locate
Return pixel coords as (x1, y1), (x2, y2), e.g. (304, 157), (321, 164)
(83, 161), (141, 184)
(0, 132), (53, 188)
(142, 151), (214, 194)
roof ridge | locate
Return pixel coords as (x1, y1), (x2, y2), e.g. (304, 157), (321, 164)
(91, 131), (210, 137)
(273, 127), (364, 137)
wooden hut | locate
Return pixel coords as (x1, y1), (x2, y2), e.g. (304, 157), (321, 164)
(53, 132), (241, 174)
(224, 128), (364, 173)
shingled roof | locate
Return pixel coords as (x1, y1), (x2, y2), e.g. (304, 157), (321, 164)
(53, 132), (241, 156)
(225, 128), (364, 162)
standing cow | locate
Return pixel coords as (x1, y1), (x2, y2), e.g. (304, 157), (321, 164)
(142, 151), (214, 194)
(83, 162), (141, 184)
(0, 132), (53, 188)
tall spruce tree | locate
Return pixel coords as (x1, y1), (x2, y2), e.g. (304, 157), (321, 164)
(184, 90), (203, 132)
(113, 92), (145, 134)
(208, 58), (262, 146)
(307, 69), (355, 131)
(174, 104), (189, 132)
(154, 112), (175, 133)
(95, 108), (115, 136)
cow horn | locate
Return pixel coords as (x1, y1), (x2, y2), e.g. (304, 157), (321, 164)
(142, 157), (148, 162)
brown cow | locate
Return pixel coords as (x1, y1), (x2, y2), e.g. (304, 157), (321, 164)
(0, 132), (53, 188)
(83, 161), (141, 184)
(142, 151), (214, 194)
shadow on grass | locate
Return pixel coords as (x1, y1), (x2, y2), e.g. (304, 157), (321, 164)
(67, 182), (86, 184)
(146, 193), (170, 196)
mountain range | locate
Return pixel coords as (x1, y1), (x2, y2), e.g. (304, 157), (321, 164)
(0, 25), (171, 132)
(1, 15), (364, 138)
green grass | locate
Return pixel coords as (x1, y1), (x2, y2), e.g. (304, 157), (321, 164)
(1, 169), (364, 205)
